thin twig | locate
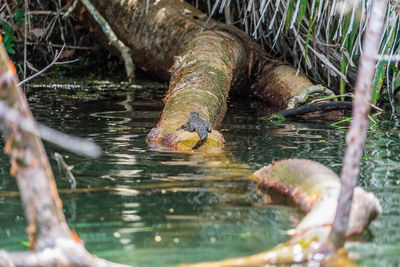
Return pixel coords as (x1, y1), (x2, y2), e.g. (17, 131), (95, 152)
(53, 153), (77, 192)
(54, 59), (79, 64)
(27, 10), (65, 15)
(17, 44), (78, 86)
(80, 0), (135, 82)
(20, 41), (96, 50)
(62, 0), (78, 19)
(23, 0), (28, 83)
(3, 1), (16, 30)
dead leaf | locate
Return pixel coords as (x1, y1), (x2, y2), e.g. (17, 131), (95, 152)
(30, 28), (47, 39)
(59, 49), (76, 59)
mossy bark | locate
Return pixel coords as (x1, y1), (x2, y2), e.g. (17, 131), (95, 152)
(147, 30), (246, 150)
(250, 159), (381, 237)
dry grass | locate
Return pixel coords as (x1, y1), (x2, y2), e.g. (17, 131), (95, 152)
(202, 0), (399, 107)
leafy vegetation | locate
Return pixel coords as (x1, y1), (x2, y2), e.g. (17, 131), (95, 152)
(0, 8), (24, 55)
(0, 21), (17, 55)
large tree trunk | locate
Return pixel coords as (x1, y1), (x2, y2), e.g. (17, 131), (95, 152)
(85, 0), (332, 149)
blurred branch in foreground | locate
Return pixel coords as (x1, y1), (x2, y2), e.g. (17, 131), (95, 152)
(0, 35), (128, 266)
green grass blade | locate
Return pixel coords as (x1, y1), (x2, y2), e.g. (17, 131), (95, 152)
(339, 55), (349, 100)
(372, 21), (396, 104)
(304, 0), (316, 65)
(284, 0), (295, 33)
(296, 0), (307, 28)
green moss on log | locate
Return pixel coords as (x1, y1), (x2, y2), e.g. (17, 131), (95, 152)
(147, 30), (245, 150)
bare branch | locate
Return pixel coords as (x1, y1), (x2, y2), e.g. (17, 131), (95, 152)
(79, 0), (135, 82)
(329, 0), (389, 248)
(17, 44), (79, 86)
(53, 153), (77, 192)
(63, 0), (79, 19)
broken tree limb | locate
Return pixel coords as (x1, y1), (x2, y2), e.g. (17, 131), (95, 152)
(0, 37), (129, 266)
(0, 101), (102, 158)
(181, 159), (381, 266)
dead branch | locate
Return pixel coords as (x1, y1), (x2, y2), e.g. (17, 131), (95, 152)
(18, 44), (79, 86)
(329, 0), (389, 248)
(277, 101), (353, 118)
(21, 41), (96, 50)
(63, 0), (79, 19)
(54, 152), (77, 192)
(79, 0), (135, 82)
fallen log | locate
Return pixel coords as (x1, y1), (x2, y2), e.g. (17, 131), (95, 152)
(83, 0), (338, 150)
(146, 29), (243, 150)
(180, 159), (381, 266)
(252, 159), (381, 238)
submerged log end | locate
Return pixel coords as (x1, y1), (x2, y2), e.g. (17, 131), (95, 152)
(249, 159), (339, 212)
(250, 158), (382, 238)
(147, 127), (225, 151)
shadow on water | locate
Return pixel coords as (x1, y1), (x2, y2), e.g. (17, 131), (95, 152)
(0, 79), (399, 266)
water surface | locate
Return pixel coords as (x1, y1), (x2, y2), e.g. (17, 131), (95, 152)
(0, 80), (399, 266)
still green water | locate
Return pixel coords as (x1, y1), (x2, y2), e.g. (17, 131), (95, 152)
(0, 80), (399, 266)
